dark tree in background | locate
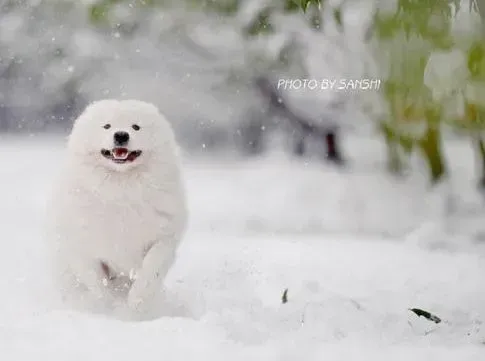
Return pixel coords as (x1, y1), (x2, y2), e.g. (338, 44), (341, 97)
(244, 75), (345, 165)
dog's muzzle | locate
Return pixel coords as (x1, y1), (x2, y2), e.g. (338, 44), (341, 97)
(101, 147), (142, 164)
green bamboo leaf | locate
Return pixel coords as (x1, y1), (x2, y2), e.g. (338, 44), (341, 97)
(333, 8), (342, 27)
(89, 3), (109, 23)
(374, 16), (400, 39)
(297, 0), (321, 12)
(244, 7), (274, 36)
(285, 0), (300, 11)
(468, 42), (485, 77)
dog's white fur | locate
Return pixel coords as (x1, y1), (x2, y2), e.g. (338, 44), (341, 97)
(45, 99), (187, 320)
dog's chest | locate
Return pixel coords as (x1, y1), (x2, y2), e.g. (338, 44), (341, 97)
(74, 183), (165, 270)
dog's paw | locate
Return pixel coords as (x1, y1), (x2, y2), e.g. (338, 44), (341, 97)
(127, 291), (145, 311)
(129, 268), (138, 282)
(128, 298), (143, 310)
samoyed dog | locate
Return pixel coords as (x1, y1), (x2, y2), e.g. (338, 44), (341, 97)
(45, 99), (187, 320)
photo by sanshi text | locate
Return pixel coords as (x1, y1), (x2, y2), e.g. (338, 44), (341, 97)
(277, 78), (381, 91)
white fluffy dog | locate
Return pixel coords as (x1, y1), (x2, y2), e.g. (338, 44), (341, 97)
(45, 99), (187, 320)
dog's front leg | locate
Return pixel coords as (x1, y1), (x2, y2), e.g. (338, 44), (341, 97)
(127, 241), (176, 311)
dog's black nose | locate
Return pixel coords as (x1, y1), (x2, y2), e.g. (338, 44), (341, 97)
(113, 131), (130, 146)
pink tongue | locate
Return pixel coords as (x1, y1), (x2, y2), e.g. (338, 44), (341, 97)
(114, 148), (128, 157)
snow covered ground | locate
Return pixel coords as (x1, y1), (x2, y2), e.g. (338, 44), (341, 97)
(0, 134), (484, 360)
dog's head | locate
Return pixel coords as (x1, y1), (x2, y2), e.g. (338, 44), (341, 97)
(68, 99), (176, 172)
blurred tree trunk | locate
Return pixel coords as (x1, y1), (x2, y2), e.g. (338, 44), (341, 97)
(418, 124), (446, 184)
(380, 122), (405, 174)
(476, 0), (485, 30)
(0, 106), (7, 133)
(471, 0), (485, 187)
(475, 135), (485, 187)
(380, 118), (446, 184)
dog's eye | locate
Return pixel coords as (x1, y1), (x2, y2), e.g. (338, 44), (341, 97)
(103, 124), (111, 129)
(132, 124), (140, 131)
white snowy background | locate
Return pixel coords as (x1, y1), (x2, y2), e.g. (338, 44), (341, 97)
(1, 0), (485, 359)
(0, 134), (484, 360)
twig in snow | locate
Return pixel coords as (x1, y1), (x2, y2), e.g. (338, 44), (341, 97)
(409, 308), (442, 324)
(282, 288), (288, 304)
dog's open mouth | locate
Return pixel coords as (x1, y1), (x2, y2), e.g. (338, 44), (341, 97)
(101, 148), (142, 164)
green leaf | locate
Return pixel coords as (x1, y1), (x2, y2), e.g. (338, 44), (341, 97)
(374, 0), (454, 46)
(333, 8), (342, 28)
(374, 16), (401, 39)
(285, 0), (301, 12)
(297, 0), (321, 12)
(244, 7), (274, 36)
(88, 0), (124, 24)
(89, 2), (110, 23)
(409, 308), (442, 323)
(468, 42), (485, 77)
